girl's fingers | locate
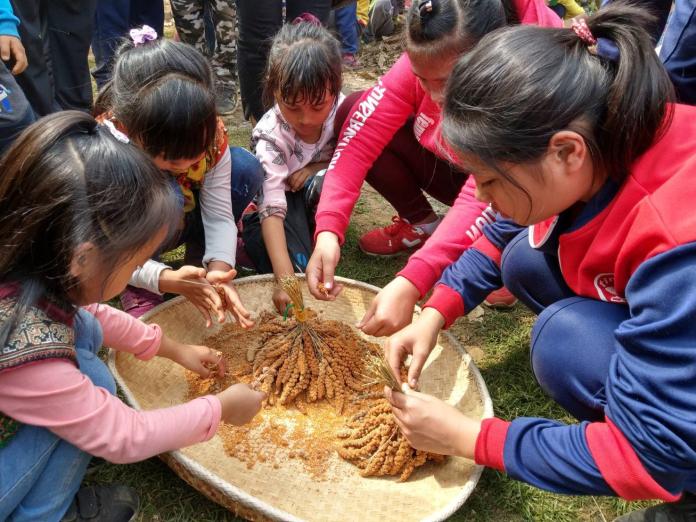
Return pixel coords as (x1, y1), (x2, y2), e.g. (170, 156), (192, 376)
(194, 303), (213, 328)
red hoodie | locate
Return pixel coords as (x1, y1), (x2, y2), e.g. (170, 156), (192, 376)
(315, 0), (561, 297)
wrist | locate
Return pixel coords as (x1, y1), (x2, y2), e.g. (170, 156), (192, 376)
(316, 231), (339, 246)
(156, 335), (177, 361)
(394, 276), (421, 302)
(419, 307), (445, 332)
(208, 260), (232, 273)
(456, 417), (481, 459)
(216, 391), (232, 420)
(157, 268), (174, 293)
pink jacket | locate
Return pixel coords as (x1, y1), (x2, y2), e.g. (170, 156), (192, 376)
(315, 0), (561, 297)
(0, 304), (220, 463)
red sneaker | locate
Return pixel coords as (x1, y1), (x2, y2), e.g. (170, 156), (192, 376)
(483, 287), (518, 309)
(120, 285), (163, 318)
(358, 216), (429, 256)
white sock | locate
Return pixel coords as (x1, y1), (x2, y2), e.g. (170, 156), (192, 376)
(413, 216), (442, 235)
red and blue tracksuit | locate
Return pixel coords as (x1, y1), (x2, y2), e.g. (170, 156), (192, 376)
(424, 103), (696, 500)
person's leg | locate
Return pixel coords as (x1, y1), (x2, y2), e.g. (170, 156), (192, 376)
(91, 0), (130, 89)
(334, 3), (359, 55)
(230, 146), (264, 223)
(659, 0), (696, 105)
(530, 297), (629, 422)
(0, 62), (36, 155)
(286, 0), (332, 23)
(333, 92), (444, 226)
(209, 0), (239, 114)
(241, 190), (315, 274)
(0, 310), (114, 521)
(170, 0), (207, 55)
(45, 0), (97, 111)
(368, 0), (394, 40)
(11, 0), (59, 116)
(130, 0), (164, 36)
(500, 229), (575, 315)
(236, 0), (282, 122)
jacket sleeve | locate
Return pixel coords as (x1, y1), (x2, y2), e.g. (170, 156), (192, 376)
(200, 147), (237, 268)
(424, 219), (524, 327)
(83, 304), (162, 360)
(253, 118), (292, 221)
(0, 360), (221, 464)
(398, 178), (494, 297)
(0, 0), (19, 38)
(314, 53), (420, 244)
(475, 243), (696, 501)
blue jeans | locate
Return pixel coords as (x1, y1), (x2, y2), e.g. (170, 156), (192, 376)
(501, 229), (630, 422)
(333, 3), (359, 54)
(91, 0), (165, 89)
(0, 310), (115, 521)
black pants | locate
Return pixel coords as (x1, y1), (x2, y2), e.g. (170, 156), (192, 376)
(11, 0), (96, 116)
(242, 171), (324, 273)
(236, 0), (332, 121)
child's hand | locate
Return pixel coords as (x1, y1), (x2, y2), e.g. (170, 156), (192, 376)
(206, 268), (255, 329)
(384, 308), (444, 389)
(357, 276), (421, 337)
(216, 383), (266, 425)
(158, 336), (225, 378)
(0, 35), (27, 74)
(159, 265), (224, 327)
(272, 287), (292, 315)
(287, 166), (314, 192)
(306, 231), (343, 301)
(384, 386), (480, 458)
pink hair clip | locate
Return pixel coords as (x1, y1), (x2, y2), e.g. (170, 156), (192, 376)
(129, 25), (158, 46)
(571, 18), (597, 47)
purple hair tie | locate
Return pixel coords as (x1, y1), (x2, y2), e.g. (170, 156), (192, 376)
(130, 25), (158, 46)
(292, 13), (322, 26)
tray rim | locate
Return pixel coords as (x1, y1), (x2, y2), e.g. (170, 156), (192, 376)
(107, 273), (494, 522)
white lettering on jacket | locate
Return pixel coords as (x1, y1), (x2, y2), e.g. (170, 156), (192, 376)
(328, 81), (387, 171)
(465, 206), (497, 242)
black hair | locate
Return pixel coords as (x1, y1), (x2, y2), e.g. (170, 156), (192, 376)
(405, 0), (514, 59)
(0, 111), (180, 345)
(442, 4), (674, 184)
(93, 37), (217, 161)
(262, 21), (342, 109)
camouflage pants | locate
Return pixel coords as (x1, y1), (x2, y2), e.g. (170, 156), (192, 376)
(170, 0), (237, 91)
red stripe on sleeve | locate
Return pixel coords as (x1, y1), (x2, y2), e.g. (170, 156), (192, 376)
(585, 418), (681, 501)
(423, 284), (465, 329)
(474, 417), (511, 471)
(472, 236), (503, 267)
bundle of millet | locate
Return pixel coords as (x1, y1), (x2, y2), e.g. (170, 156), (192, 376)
(337, 355), (446, 481)
(249, 276), (380, 413)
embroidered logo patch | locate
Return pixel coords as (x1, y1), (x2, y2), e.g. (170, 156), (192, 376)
(593, 273), (626, 303)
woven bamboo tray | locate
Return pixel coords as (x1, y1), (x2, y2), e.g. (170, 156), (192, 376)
(108, 275), (493, 522)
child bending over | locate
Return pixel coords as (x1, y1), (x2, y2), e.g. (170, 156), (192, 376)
(95, 30), (264, 327)
(0, 112), (264, 521)
(241, 21), (345, 313)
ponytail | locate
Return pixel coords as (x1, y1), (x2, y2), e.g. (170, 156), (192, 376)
(405, 0), (507, 58)
(442, 3), (674, 181)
